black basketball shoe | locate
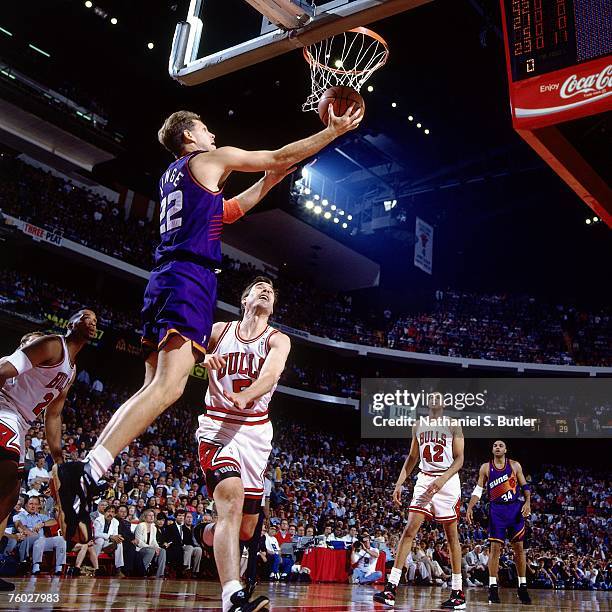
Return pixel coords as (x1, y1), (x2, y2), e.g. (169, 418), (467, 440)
(228, 589), (269, 611)
(441, 589), (466, 610)
(373, 582), (397, 607)
(517, 585), (532, 604)
(488, 584), (501, 603)
(51, 460), (106, 542)
(0, 578), (15, 592)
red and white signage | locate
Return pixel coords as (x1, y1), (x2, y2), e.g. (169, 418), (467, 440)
(509, 55), (612, 129)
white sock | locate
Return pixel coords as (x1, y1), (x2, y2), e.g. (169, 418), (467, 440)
(55, 565), (63, 573)
(518, 576), (527, 586)
(203, 522), (216, 547)
(85, 445), (114, 482)
(32, 563), (40, 572)
(489, 576), (498, 586)
(389, 566), (402, 586)
(222, 580), (243, 612)
(451, 573), (462, 591)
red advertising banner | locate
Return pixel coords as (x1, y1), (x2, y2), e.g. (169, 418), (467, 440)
(509, 55), (612, 129)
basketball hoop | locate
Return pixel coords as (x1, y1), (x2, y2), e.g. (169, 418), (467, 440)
(302, 27), (389, 112)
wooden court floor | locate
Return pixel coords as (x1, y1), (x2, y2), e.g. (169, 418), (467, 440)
(1, 578), (610, 611)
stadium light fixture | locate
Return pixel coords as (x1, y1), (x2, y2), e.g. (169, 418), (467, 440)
(408, 115), (413, 121)
(305, 200), (314, 209)
(0, 26), (13, 37)
(384, 199), (397, 212)
(324, 211), (331, 219)
(110, 17), (118, 24)
(84, 0), (93, 7)
(314, 205), (322, 214)
(342, 222), (348, 229)
(322, 199), (328, 206)
(314, 194), (320, 200)
(416, 122), (422, 128)
(28, 44), (50, 57)
(338, 210), (344, 216)
(391, 102), (397, 108)
(334, 59), (343, 68)
(330, 204), (336, 211)
(592, 216), (599, 222)
(304, 187), (311, 195)
(333, 217), (339, 223)
(301, 167), (309, 178)
(424, 128), (430, 135)
(147, 42), (154, 50)
(585, 218), (591, 224)
(347, 214), (353, 221)
(367, 85), (374, 92)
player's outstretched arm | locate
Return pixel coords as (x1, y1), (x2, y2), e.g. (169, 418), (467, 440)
(223, 332), (290, 409)
(466, 462), (489, 524)
(196, 104), (363, 181)
(223, 166), (297, 224)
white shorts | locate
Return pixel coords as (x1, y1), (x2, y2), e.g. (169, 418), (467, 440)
(0, 401), (29, 472)
(409, 472), (461, 523)
(196, 416), (273, 515)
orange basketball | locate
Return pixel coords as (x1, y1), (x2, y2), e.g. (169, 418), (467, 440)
(317, 86), (365, 126)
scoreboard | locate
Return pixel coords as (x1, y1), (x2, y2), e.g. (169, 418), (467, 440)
(500, 0), (612, 128)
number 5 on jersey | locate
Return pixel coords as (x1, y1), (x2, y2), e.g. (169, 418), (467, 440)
(160, 190), (183, 234)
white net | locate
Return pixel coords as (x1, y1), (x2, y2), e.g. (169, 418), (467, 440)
(302, 27), (389, 112)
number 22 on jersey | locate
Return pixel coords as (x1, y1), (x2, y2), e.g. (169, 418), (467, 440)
(160, 191), (183, 234)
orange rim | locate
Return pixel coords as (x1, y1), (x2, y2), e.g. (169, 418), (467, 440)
(303, 27), (389, 77)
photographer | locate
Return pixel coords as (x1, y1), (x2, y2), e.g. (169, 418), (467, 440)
(350, 534), (382, 585)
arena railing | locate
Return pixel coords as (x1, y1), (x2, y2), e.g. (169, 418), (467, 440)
(5, 213), (612, 378)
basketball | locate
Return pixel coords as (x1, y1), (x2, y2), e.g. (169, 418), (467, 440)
(317, 86), (365, 125)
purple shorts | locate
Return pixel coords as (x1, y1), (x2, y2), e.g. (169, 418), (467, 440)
(141, 260), (217, 361)
(489, 502), (525, 543)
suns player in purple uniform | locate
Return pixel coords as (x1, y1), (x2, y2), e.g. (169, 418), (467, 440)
(466, 440), (532, 605)
(52, 105), (362, 589)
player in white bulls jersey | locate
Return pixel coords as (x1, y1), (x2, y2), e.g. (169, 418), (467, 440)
(0, 309), (96, 591)
(374, 395), (465, 610)
(197, 276), (290, 612)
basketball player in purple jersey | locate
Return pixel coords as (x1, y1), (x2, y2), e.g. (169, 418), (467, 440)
(466, 440), (532, 605)
(52, 104), (362, 586)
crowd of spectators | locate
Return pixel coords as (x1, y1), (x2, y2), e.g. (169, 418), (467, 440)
(0, 157), (156, 267)
(1, 374), (608, 589)
(1, 156), (610, 367)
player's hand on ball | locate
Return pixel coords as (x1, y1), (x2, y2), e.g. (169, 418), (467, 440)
(327, 103), (363, 136)
(204, 354), (226, 370)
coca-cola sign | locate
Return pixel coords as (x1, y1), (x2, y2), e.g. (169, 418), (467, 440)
(560, 65), (612, 99)
(509, 55), (612, 129)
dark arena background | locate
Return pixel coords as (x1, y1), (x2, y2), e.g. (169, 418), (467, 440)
(0, 0), (610, 610)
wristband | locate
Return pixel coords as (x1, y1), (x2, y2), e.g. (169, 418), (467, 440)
(3, 349), (33, 376)
(471, 485), (483, 499)
(522, 484), (531, 493)
(222, 198), (244, 224)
